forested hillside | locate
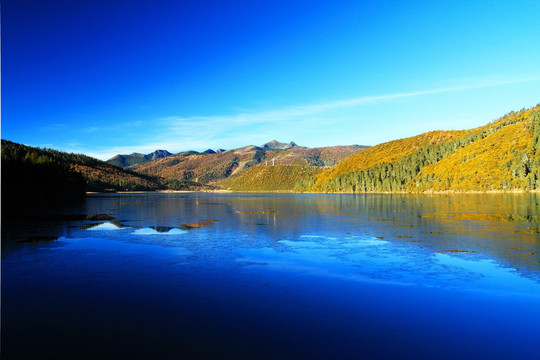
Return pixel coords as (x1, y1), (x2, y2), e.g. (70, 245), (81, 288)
(308, 105), (540, 192)
(2, 140), (86, 207)
(1, 140), (165, 196)
(0, 140), (364, 201)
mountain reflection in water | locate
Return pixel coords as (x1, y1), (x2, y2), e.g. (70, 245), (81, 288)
(2, 192), (539, 359)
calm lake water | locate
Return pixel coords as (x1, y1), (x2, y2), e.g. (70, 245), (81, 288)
(2, 192), (540, 359)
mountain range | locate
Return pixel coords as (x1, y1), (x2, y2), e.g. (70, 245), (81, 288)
(106, 140), (301, 169)
(261, 140), (298, 150)
(124, 141), (368, 185)
(2, 105), (539, 202)
(221, 105), (540, 192)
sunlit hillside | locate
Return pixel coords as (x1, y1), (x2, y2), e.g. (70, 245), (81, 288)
(134, 144), (366, 184)
(221, 165), (322, 191)
(310, 105), (540, 193)
(263, 145), (369, 167)
(135, 150), (246, 184)
(410, 106), (540, 191)
(312, 130), (464, 191)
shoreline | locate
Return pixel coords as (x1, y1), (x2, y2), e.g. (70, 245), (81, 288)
(87, 189), (540, 195)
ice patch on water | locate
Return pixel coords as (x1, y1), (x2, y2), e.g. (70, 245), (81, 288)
(133, 228), (187, 236)
(87, 222), (122, 231)
(355, 238), (389, 246)
(297, 235), (388, 246)
(236, 246), (414, 287)
(280, 239), (328, 249)
(239, 234), (540, 294)
(435, 253), (540, 296)
(299, 235), (337, 240)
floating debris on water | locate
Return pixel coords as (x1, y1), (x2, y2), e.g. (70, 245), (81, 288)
(180, 219), (219, 230)
(235, 210), (279, 214)
(437, 249), (477, 253)
(452, 214), (539, 222)
(515, 227), (540, 234)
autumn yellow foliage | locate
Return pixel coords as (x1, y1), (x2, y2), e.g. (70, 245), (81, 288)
(311, 104), (540, 193)
(409, 122), (532, 191)
(222, 165), (322, 191)
(313, 130), (463, 191)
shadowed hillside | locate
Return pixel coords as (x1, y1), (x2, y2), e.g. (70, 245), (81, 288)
(1, 140), (165, 194)
(2, 140), (86, 208)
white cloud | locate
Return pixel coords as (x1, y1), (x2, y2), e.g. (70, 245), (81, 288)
(162, 76), (537, 139)
(65, 76), (539, 159)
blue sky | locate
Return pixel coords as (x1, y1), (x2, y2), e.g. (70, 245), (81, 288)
(2, 0), (540, 159)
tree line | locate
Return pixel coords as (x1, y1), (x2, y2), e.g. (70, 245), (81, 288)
(299, 105), (540, 192)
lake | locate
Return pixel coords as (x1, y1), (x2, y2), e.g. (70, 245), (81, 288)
(2, 192), (540, 359)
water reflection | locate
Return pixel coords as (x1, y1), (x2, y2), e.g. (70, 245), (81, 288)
(80, 192), (539, 277)
(4, 192), (538, 276)
(2, 192), (540, 359)
(55, 236), (192, 256)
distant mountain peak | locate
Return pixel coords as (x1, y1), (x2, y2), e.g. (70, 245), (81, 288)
(107, 149), (172, 167)
(147, 150), (172, 160)
(129, 153), (145, 158)
(261, 140), (298, 150)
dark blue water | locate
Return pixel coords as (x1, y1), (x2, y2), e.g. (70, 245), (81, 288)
(2, 193), (540, 359)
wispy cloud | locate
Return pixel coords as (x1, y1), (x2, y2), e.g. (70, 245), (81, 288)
(161, 76), (536, 141)
(69, 76), (539, 159)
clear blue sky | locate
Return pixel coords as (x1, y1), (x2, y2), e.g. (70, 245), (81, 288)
(2, 0), (540, 159)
